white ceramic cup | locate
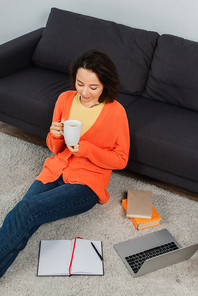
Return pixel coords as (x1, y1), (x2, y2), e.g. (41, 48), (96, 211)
(60, 120), (81, 146)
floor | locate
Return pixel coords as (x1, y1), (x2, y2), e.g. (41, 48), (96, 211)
(1, 121), (198, 202)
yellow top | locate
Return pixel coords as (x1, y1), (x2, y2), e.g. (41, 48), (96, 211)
(69, 93), (104, 136)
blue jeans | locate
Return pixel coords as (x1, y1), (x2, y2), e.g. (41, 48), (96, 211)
(0, 176), (98, 278)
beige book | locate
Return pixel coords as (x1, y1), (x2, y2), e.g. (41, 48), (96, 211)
(126, 190), (152, 219)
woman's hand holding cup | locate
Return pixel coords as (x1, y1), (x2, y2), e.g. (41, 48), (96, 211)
(60, 119), (81, 148)
(50, 121), (64, 137)
(50, 119), (81, 153)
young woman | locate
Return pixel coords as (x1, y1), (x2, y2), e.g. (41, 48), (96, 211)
(0, 49), (130, 277)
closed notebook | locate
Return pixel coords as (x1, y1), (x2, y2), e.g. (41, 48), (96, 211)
(126, 189), (152, 219)
(37, 238), (104, 276)
(122, 199), (161, 230)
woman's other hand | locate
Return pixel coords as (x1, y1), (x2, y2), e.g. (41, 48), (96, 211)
(67, 144), (80, 153)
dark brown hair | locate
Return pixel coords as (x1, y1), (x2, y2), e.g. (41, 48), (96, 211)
(70, 49), (120, 103)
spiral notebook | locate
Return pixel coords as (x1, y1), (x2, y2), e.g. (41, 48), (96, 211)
(37, 238), (104, 276)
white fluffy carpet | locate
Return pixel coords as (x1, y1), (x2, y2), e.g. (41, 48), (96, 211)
(0, 132), (197, 296)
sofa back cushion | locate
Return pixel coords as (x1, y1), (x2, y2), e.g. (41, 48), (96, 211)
(32, 8), (159, 96)
(143, 34), (198, 112)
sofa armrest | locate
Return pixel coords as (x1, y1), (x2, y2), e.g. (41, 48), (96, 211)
(0, 28), (44, 78)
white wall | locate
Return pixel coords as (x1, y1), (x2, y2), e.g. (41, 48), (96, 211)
(1, 0), (198, 45)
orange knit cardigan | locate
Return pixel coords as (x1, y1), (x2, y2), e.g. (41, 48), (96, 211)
(36, 91), (130, 203)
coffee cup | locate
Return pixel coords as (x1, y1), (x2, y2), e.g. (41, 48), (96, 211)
(60, 120), (81, 146)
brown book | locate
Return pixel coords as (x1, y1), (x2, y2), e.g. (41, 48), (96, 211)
(126, 189), (152, 219)
(122, 199), (161, 230)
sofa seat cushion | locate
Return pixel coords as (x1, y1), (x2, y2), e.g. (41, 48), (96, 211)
(116, 92), (140, 109)
(126, 98), (198, 182)
(143, 34), (198, 112)
(0, 66), (69, 129)
(32, 8), (159, 96)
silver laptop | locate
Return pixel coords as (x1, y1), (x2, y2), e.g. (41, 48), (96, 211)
(114, 229), (198, 277)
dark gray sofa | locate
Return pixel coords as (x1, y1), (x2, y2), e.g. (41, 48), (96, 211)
(1, 7), (198, 194)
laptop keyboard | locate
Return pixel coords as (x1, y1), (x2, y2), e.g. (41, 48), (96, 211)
(125, 242), (179, 274)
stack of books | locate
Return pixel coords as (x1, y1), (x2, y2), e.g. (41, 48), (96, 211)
(122, 190), (161, 230)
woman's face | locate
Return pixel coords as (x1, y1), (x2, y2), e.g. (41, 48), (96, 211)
(75, 68), (104, 107)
